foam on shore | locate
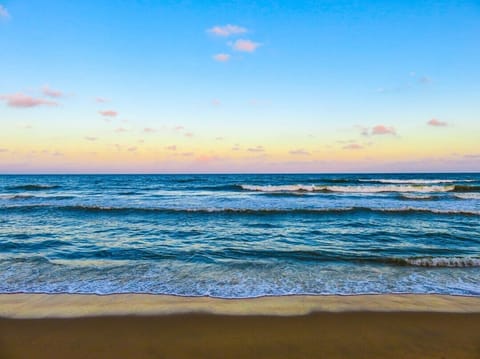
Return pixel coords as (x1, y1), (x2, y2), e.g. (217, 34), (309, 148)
(1, 294), (479, 319)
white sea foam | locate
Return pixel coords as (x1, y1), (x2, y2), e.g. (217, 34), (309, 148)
(405, 257), (480, 267)
(326, 185), (454, 193)
(401, 194), (433, 200)
(454, 193), (480, 200)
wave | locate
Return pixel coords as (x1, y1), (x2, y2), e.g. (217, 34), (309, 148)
(359, 179), (472, 184)
(241, 184), (455, 193)
(240, 184), (480, 194)
(399, 257), (480, 268)
(6, 184), (61, 191)
(1, 194), (76, 201)
(3, 253), (479, 269)
(399, 194), (434, 200)
(454, 193), (480, 200)
(2, 204), (478, 216)
(452, 185), (480, 192)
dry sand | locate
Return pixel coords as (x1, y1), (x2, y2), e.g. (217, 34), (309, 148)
(1, 294), (480, 358)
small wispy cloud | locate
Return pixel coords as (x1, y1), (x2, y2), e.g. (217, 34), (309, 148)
(427, 118), (447, 127)
(215, 136), (224, 141)
(464, 154), (480, 159)
(211, 99), (221, 106)
(114, 127), (128, 133)
(42, 86), (63, 98)
(0, 148), (8, 153)
(95, 97), (109, 103)
(343, 143), (364, 150)
(0, 93), (58, 108)
(247, 145), (265, 153)
(174, 125), (184, 131)
(371, 125), (396, 136)
(127, 146), (137, 152)
(84, 136), (97, 141)
(213, 53), (231, 62)
(166, 145), (177, 151)
(232, 39), (261, 53)
(143, 127), (156, 133)
(289, 149), (310, 156)
(184, 132), (194, 138)
(207, 24), (247, 37)
(418, 76), (432, 85)
(99, 110), (118, 117)
(0, 5), (10, 19)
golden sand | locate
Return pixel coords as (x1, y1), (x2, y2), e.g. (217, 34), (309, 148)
(1, 293), (479, 318)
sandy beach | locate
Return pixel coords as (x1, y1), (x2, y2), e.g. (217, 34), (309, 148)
(1, 294), (480, 358)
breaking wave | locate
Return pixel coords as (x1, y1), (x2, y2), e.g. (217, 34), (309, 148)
(400, 257), (480, 268)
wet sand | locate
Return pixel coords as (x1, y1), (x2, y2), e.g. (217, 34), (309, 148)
(1, 294), (480, 358)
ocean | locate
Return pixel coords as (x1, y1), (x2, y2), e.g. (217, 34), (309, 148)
(0, 173), (479, 297)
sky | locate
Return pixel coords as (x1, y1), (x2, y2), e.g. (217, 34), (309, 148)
(0, 0), (479, 173)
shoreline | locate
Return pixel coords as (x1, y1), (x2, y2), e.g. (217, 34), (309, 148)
(1, 293), (480, 318)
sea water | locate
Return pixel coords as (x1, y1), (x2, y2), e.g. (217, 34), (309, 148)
(0, 173), (479, 297)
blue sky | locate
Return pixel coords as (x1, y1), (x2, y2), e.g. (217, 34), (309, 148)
(0, 0), (479, 172)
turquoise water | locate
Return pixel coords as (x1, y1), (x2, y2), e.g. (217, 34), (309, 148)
(0, 174), (479, 297)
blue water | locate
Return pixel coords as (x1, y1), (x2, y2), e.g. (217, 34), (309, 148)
(0, 174), (479, 297)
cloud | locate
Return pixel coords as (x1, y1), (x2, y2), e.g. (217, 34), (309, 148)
(232, 144), (241, 151)
(0, 93), (58, 108)
(418, 76), (431, 84)
(232, 39), (261, 53)
(166, 145), (177, 151)
(207, 24), (247, 37)
(0, 5), (10, 19)
(127, 146), (137, 152)
(212, 99), (221, 106)
(84, 136), (97, 141)
(213, 54), (231, 62)
(42, 86), (63, 98)
(463, 154), (480, 159)
(184, 132), (194, 137)
(143, 127), (156, 133)
(427, 118), (447, 127)
(247, 145), (265, 153)
(0, 148), (8, 153)
(289, 149), (310, 156)
(343, 143), (364, 150)
(181, 152), (194, 157)
(215, 136), (224, 141)
(95, 97), (109, 103)
(99, 110), (118, 117)
(371, 125), (396, 135)
(174, 125), (184, 131)
(114, 127), (128, 133)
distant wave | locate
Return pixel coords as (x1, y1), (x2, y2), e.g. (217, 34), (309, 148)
(2, 204), (478, 216)
(6, 184), (61, 191)
(359, 179), (473, 184)
(399, 194), (434, 200)
(1, 194), (75, 200)
(240, 184), (480, 193)
(454, 193), (480, 200)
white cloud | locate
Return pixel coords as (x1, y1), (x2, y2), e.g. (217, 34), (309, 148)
(207, 24), (247, 37)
